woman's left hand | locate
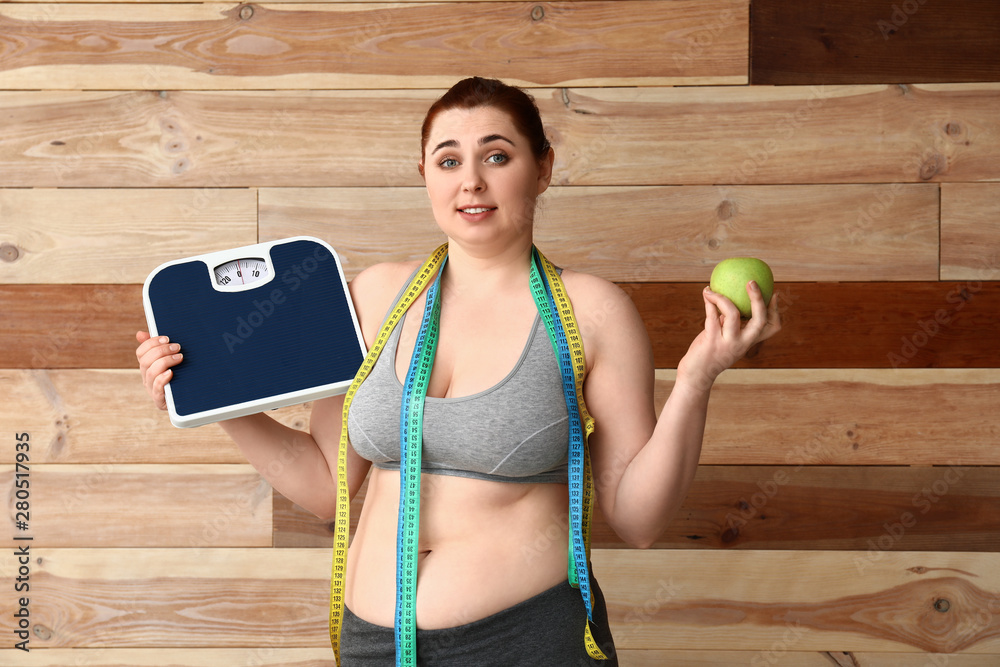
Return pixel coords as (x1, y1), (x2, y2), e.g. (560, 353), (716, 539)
(677, 280), (782, 390)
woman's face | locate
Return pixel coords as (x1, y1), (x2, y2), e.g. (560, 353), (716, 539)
(420, 106), (553, 252)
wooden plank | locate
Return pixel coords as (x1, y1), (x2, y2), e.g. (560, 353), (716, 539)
(2, 649), (996, 667)
(0, 548), (332, 648)
(613, 464), (1000, 551)
(275, 463), (1000, 551)
(261, 184), (940, 282)
(0, 370), (251, 463)
(0, 1), (748, 90)
(2, 548), (997, 652)
(4, 281), (1000, 369)
(7, 368), (996, 466)
(594, 549), (1000, 653)
(3, 85), (999, 187)
(751, 0), (1000, 85)
(632, 281), (1000, 370)
(0, 188), (257, 284)
(1, 285), (148, 369)
(0, 464), (271, 547)
(941, 183), (1000, 281)
(688, 369), (1000, 466)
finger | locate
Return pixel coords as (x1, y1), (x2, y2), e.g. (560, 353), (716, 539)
(136, 333), (170, 363)
(746, 281), (768, 323)
(702, 287), (722, 337)
(740, 281), (769, 341)
(758, 286), (783, 340)
(150, 367), (173, 410)
(703, 287), (742, 339)
(139, 344), (182, 384)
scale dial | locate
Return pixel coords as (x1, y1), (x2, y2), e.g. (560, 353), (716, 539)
(213, 257), (269, 288)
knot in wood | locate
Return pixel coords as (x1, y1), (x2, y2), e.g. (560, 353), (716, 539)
(531, 5), (545, 21)
(239, 4), (254, 20)
(945, 122), (962, 137)
(716, 199), (737, 220)
(0, 243), (19, 262)
(33, 624), (53, 640)
(919, 154), (945, 180)
(934, 598), (951, 613)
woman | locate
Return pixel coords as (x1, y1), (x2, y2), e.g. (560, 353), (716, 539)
(136, 77), (781, 665)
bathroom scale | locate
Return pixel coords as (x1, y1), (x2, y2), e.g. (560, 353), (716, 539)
(142, 236), (366, 428)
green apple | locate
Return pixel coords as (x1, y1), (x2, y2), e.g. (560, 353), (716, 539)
(709, 257), (774, 318)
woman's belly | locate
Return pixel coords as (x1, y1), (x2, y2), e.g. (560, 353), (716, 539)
(344, 467), (572, 629)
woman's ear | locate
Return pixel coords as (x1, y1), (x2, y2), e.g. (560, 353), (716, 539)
(536, 147), (554, 195)
(418, 161), (425, 178)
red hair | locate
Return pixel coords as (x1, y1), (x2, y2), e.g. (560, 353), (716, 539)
(420, 77), (551, 163)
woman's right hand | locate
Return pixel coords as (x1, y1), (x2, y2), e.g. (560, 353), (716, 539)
(135, 331), (183, 411)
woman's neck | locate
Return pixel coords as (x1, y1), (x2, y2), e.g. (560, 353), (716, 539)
(440, 237), (534, 300)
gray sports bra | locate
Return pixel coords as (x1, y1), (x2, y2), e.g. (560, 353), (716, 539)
(347, 282), (570, 484)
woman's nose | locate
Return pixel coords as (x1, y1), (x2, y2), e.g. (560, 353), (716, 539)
(462, 167), (486, 192)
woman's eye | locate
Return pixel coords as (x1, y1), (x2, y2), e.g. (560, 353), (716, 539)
(439, 158), (459, 168)
(487, 153), (508, 164)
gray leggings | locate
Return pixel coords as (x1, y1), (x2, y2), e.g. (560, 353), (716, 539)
(340, 575), (618, 666)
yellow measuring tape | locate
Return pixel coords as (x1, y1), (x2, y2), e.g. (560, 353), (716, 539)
(329, 244), (448, 664)
(329, 244), (606, 663)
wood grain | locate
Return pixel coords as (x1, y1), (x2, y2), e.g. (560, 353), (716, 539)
(686, 369), (1000, 466)
(941, 183), (1000, 281)
(0, 188), (257, 284)
(751, 0), (1000, 84)
(3, 281), (999, 369)
(2, 548), (997, 653)
(631, 281), (1000, 369)
(0, 1), (748, 89)
(0, 548), (331, 649)
(3, 85), (999, 187)
(597, 549), (1000, 652)
(1, 285), (148, 369)
(274, 463), (1000, 551)
(0, 370), (252, 463)
(0, 464), (272, 547)
(260, 184), (941, 282)
(6, 368), (996, 465)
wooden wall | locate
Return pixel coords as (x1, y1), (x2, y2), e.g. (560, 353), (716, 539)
(2, 0), (999, 664)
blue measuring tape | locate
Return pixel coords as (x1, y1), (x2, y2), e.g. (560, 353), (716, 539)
(330, 244), (606, 664)
(396, 256), (446, 661)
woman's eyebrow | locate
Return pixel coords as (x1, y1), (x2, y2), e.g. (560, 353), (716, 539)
(431, 139), (459, 155)
(431, 134), (516, 155)
(479, 133), (515, 147)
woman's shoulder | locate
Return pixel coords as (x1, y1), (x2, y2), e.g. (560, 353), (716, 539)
(348, 260), (423, 340)
(559, 268), (650, 361)
(559, 268), (633, 316)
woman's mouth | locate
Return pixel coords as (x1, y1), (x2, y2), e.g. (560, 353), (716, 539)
(459, 207), (496, 214)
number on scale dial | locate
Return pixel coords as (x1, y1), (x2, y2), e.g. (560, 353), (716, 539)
(214, 258), (269, 287)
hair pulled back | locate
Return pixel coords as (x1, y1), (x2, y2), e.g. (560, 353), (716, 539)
(420, 77), (552, 163)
